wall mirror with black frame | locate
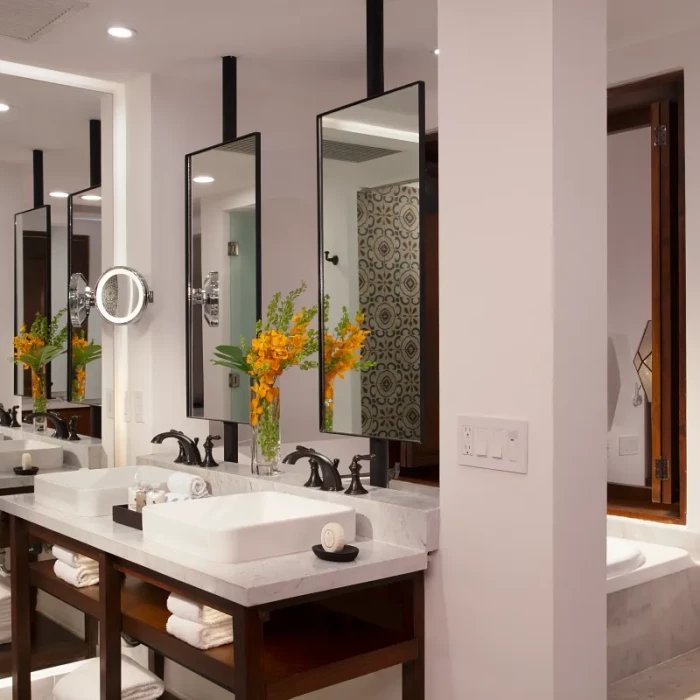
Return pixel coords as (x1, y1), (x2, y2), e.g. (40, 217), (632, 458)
(14, 205), (51, 397)
(607, 71), (686, 524)
(67, 186), (103, 407)
(186, 133), (262, 424)
(317, 82), (425, 444)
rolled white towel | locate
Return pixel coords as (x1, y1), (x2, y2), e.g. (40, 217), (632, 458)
(166, 615), (233, 650)
(52, 545), (96, 569)
(0, 583), (10, 603)
(53, 655), (164, 700)
(167, 472), (208, 499)
(166, 593), (231, 626)
(54, 560), (99, 589)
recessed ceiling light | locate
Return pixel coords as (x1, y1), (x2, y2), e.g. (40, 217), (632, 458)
(81, 194), (102, 201)
(49, 191), (69, 199)
(193, 176), (215, 184)
(433, 48), (440, 56)
(108, 26), (135, 39)
(0, 103), (10, 112)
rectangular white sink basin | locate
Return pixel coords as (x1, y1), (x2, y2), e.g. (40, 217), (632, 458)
(34, 465), (175, 517)
(0, 439), (63, 471)
(142, 491), (356, 564)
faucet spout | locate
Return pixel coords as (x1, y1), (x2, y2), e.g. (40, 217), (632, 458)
(151, 431), (202, 466)
(283, 446), (343, 491)
(22, 412), (69, 440)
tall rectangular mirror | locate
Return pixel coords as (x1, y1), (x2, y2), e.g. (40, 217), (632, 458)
(318, 82), (425, 442)
(186, 133), (261, 423)
(68, 186), (102, 405)
(14, 205), (51, 397)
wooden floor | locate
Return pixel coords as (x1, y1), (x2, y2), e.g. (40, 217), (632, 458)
(609, 647), (700, 699)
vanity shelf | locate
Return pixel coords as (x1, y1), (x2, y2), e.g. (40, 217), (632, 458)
(10, 517), (425, 700)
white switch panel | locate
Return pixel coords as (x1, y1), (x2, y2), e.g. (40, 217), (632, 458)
(618, 435), (640, 456)
(133, 391), (144, 424)
(457, 416), (528, 474)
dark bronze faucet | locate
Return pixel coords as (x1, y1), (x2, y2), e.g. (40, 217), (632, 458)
(22, 412), (69, 440)
(151, 431), (202, 466)
(283, 445), (343, 491)
(0, 405), (11, 427)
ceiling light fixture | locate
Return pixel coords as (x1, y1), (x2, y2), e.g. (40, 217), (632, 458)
(108, 26), (135, 39)
(0, 103), (10, 112)
(433, 48), (440, 55)
(81, 194), (102, 201)
(193, 176), (215, 184)
(50, 191), (69, 199)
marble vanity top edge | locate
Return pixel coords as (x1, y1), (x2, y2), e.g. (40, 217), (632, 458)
(0, 494), (428, 607)
(0, 464), (79, 488)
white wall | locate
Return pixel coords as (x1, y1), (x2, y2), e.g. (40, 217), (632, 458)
(607, 128), (652, 485)
(434, 0), (607, 698)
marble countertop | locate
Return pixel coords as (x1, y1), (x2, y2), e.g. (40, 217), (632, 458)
(0, 493), (428, 607)
(0, 465), (78, 490)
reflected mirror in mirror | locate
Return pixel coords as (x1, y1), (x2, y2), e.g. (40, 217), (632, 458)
(186, 133), (261, 423)
(14, 206), (51, 397)
(318, 82), (425, 442)
(68, 187), (102, 403)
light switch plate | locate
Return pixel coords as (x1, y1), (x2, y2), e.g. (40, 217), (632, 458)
(133, 391), (144, 424)
(457, 416), (528, 474)
(106, 390), (114, 419)
(618, 435), (640, 456)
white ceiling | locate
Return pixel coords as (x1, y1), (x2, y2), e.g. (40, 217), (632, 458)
(0, 72), (101, 164)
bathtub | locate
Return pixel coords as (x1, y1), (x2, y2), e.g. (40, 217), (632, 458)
(606, 536), (693, 594)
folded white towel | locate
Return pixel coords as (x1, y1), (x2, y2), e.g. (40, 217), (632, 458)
(166, 614), (233, 650)
(0, 583), (10, 603)
(0, 629), (11, 644)
(52, 545), (96, 569)
(54, 560), (99, 589)
(165, 492), (190, 503)
(166, 593), (231, 626)
(53, 655), (164, 700)
(167, 472), (208, 499)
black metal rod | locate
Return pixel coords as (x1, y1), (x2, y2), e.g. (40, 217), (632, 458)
(89, 119), (101, 188)
(370, 437), (389, 488)
(32, 150), (43, 208)
(223, 421), (239, 463)
(222, 56), (237, 142)
(366, 0), (384, 98)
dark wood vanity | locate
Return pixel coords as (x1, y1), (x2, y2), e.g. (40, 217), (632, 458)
(9, 516), (425, 700)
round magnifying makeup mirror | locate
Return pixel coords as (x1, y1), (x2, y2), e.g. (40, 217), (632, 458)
(68, 272), (95, 327)
(95, 267), (154, 325)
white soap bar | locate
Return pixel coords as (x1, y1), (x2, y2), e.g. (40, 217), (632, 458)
(321, 522), (345, 553)
(21, 453), (31, 470)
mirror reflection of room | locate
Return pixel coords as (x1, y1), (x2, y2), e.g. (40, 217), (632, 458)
(1, 74), (109, 440)
(319, 83), (422, 442)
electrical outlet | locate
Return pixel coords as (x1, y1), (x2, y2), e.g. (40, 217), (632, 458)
(462, 425), (473, 456)
(458, 416), (528, 474)
(619, 435), (640, 457)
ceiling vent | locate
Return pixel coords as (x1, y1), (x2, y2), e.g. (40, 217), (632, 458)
(322, 140), (400, 163)
(0, 0), (88, 42)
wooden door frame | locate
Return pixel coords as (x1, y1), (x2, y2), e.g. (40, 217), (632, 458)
(607, 71), (686, 524)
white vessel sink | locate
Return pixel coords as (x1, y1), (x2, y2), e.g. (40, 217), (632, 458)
(34, 465), (175, 517)
(142, 491), (356, 564)
(0, 439), (63, 471)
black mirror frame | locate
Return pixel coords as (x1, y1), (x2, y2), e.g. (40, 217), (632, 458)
(14, 205), (52, 398)
(184, 132), (263, 423)
(316, 81), (426, 443)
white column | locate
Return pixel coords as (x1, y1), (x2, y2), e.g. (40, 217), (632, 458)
(433, 0), (608, 697)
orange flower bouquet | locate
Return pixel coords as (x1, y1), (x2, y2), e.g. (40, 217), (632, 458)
(322, 295), (375, 432)
(71, 332), (102, 402)
(212, 282), (318, 474)
(11, 310), (68, 427)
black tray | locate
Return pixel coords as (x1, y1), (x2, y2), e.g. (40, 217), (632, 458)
(312, 544), (359, 562)
(113, 504), (142, 530)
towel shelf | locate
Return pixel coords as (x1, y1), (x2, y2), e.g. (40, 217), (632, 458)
(10, 516), (425, 700)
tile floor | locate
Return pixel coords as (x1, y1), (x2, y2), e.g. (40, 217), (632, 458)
(609, 647), (700, 699)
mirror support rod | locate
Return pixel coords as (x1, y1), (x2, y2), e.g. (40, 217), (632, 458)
(89, 119), (101, 188)
(32, 150), (43, 208)
(222, 56), (237, 142)
(221, 55), (239, 462)
(366, 0), (384, 98)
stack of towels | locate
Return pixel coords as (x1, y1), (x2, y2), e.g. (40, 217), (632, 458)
(165, 472), (209, 503)
(53, 655), (164, 700)
(165, 593), (233, 650)
(52, 545), (99, 589)
(0, 582), (11, 643)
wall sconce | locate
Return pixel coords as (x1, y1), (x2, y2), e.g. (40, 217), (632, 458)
(633, 320), (652, 402)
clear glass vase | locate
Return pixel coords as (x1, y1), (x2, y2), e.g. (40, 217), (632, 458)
(32, 368), (47, 433)
(72, 365), (86, 403)
(251, 391), (281, 476)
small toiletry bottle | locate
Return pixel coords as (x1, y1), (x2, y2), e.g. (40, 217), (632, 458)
(146, 489), (167, 506)
(128, 476), (148, 512)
